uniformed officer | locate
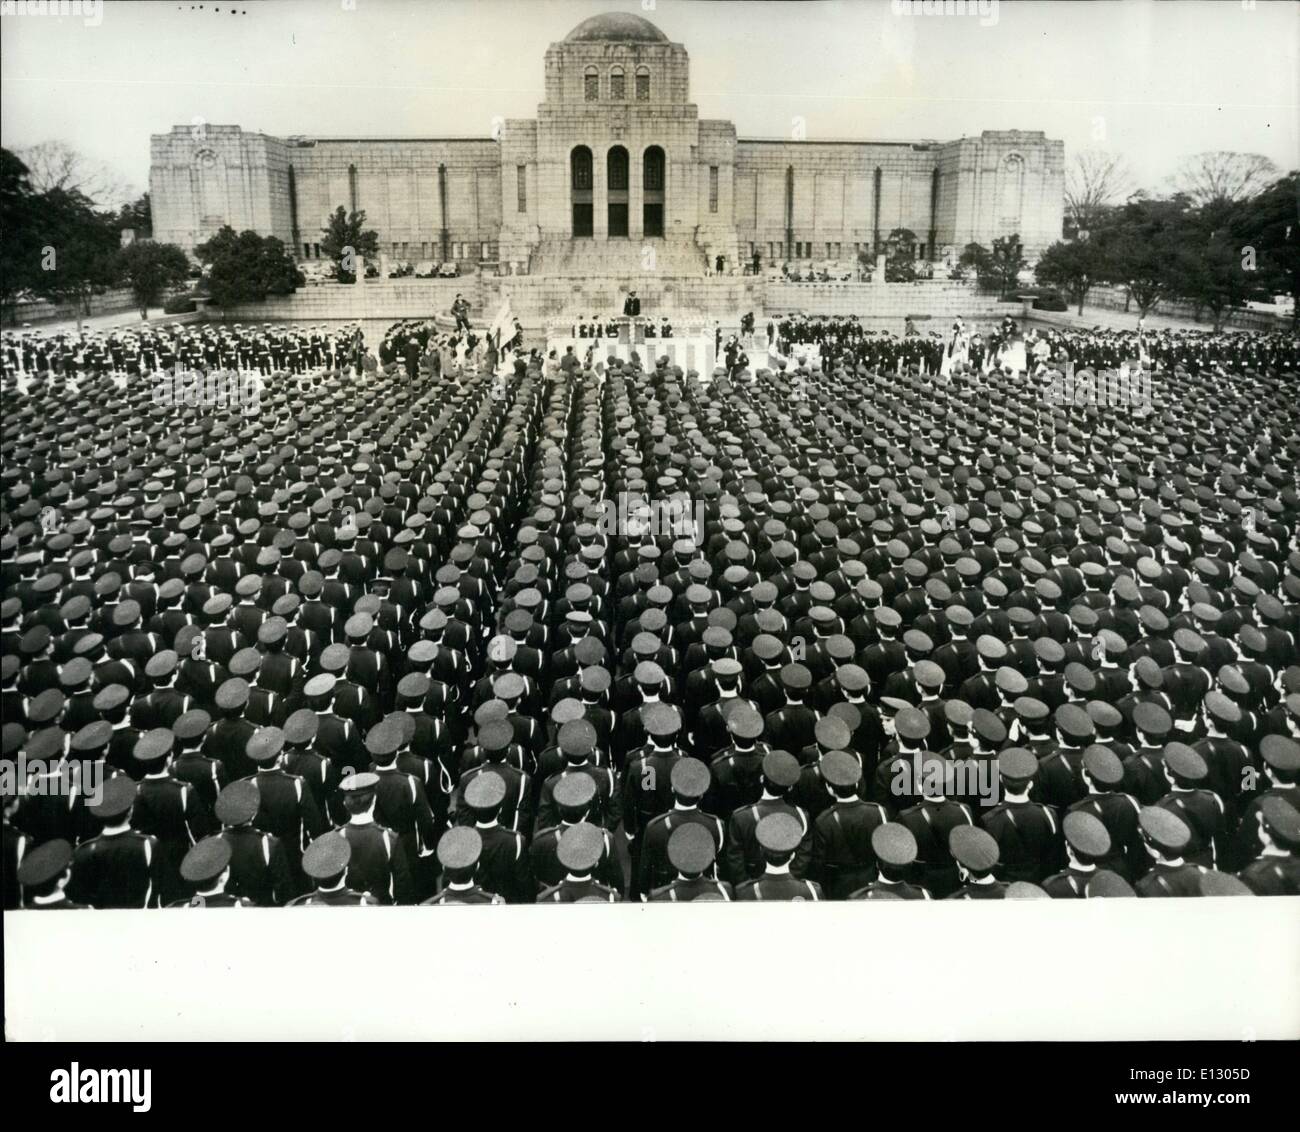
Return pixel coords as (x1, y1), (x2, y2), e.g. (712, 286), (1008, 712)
(647, 823), (733, 902)
(15, 838), (86, 909)
(1236, 795), (1300, 895)
(67, 776), (162, 908)
(735, 812), (824, 901)
(461, 771), (532, 903)
(537, 821), (621, 903)
(636, 757), (724, 897)
(897, 752), (975, 897)
(214, 778), (295, 906)
(724, 750), (812, 883)
(809, 749), (888, 898)
(1042, 812), (1116, 898)
(947, 826), (1009, 899)
(422, 827), (505, 904)
(980, 747), (1062, 883)
(849, 823), (932, 899)
(170, 836), (253, 907)
(289, 834), (378, 906)
(1134, 806), (1210, 896)
(334, 771), (415, 904)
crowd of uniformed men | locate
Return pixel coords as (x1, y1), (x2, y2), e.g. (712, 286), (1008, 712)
(3, 308), (1299, 907)
(3, 323), (371, 379)
(767, 314), (1300, 379)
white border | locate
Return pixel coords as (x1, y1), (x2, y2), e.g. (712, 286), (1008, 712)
(6, 900), (1299, 1041)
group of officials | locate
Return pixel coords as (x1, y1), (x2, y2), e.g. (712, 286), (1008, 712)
(3, 307), (1299, 907)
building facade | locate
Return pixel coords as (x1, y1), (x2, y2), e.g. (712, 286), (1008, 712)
(150, 12), (1064, 272)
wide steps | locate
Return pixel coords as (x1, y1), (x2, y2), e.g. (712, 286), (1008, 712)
(527, 238), (708, 278)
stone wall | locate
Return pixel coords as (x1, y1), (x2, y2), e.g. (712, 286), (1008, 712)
(288, 137), (501, 269)
(151, 125), (295, 253)
(212, 275), (1023, 331)
(211, 274), (1289, 339)
(151, 124), (503, 268)
(3, 287), (139, 327)
(214, 279), (473, 323)
(937, 131), (1064, 259)
(734, 139), (937, 263)
(765, 280), (1021, 325)
(1084, 284), (1290, 333)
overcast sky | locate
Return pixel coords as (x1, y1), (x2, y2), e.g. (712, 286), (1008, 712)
(2, 0), (1295, 205)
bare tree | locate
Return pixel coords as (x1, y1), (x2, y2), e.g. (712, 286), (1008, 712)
(1169, 151), (1279, 208)
(15, 140), (134, 209)
(1064, 150), (1135, 236)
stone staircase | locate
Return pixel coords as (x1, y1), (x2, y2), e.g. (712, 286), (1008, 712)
(527, 237), (709, 278)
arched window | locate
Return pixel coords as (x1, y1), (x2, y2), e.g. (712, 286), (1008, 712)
(635, 66), (650, 101)
(607, 146), (629, 237)
(643, 146), (665, 238)
(643, 146), (665, 192)
(571, 146), (593, 238)
(607, 147), (628, 191)
(1000, 153), (1025, 231)
(609, 66), (625, 101)
(571, 146), (593, 191)
(583, 67), (599, 102)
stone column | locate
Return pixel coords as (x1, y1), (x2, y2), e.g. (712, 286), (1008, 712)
(629, 142), (643, 241)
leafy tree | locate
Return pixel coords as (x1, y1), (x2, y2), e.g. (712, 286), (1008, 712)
(116, 193), (152, 239)
(0, 147), (42, 314)
(117, 240), (189, 318)
(986, 235), (1027, 299)
(320, 206), (379, 283)
(1175, 229), (1252, 331)
(1228, 172), (1300, 327)
(195, 225), (303, 308)
(1035, 238), (1105, 314)
(958, 242), (990, 283)
(1097, 197), (1190, 318)
(961, 235), (1025, 297)
(884, 227), (918, 283)
(29, 187), (121, 332)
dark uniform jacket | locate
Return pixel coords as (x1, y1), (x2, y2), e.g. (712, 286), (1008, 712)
(735, 872), (824, 901)
(68, 828), (162, 908)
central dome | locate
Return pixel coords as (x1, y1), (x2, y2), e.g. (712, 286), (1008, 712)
(564, 13), (668, 43)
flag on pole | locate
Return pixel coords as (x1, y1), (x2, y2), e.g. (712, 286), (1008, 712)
(487, 295), (515, 353)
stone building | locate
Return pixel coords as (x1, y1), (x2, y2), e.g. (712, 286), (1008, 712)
(150, 11), (1064, 272)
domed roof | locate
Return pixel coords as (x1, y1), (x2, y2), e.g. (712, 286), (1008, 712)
(564, 13), (668, 44)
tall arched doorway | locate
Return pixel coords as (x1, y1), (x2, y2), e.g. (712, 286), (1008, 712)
(607, 146), (629, 238)
(643, 145), (665, 238)
(571, 146), (593, 238)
